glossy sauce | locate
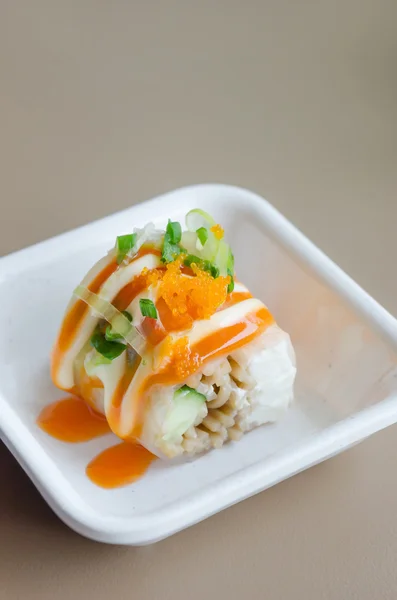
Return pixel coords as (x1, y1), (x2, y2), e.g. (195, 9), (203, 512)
(58, 260), (118, 352)
(156, 297), (191, 332)
(37, 396), (110, 442)
(219, 291), (252, 310)
(106, 362), (139, 432)
(52, 259), (118, 385)
(113, 250), (163, 311)
(144, 307), (272, 390)
(113, 275), (149, 311)
(86, 442), (156, 489)
(37, 395), (155, 488)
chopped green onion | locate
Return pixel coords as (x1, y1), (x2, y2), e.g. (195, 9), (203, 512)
(105, 325), (123, 341)
(183, 254), (201, 268)
(209, 263), (220, 278)
(139, 298), (158, 319)
(91, 329), (126, 360)
(161, 231), (182, 263)
(116, 233), (137, 264)
(203, 260), (219, 278)
(226, 249), (234, 292)
(196, 227), (208, 246)
(183, 254), (219, 278)
(227, 269), (234, 293)
(105, 310), (132, 342)
(105, 311), (132, 341)
(227, 249), (235, 275)
(166, 220), (182, 244)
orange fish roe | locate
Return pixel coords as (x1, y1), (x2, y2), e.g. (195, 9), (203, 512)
(210, 224), (224, 240)
(156, 297), (192, 332)
(158, 336), (202, 380)
(158, 258), (229, 329)
(133, 258), (230, 333)
(141, 267), (162, 288)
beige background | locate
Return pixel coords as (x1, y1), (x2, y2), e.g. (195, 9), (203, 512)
(1, 1), (397, 598)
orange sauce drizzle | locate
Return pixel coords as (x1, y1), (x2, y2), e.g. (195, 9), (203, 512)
(113, 273), (153, 311)
(37, 396), (110, 442)
(57, 260), (118, 354)
(51, 259), (118, 386)
(145, 307), (273, 391)
(196, 308), (272, 361)
(124, 306), (274, 438)
(51, 247), (162, 389)
(86, 442), (156, 489)
(113, 249), (163, 311)
(38, 396), (155, 488)
(219, 291), (253, 310)
(106, 360), (141, 434)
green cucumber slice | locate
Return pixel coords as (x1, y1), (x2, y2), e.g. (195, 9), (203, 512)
(162, 385), (206, 442)
(185, 208), (216, 232)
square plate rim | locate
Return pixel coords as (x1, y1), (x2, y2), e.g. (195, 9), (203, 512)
(1, 182), (397, 545)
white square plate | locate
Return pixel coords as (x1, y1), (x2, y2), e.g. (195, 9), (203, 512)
(1, 184), (397, 545)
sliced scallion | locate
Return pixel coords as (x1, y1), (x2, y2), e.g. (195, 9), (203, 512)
(161, 231), (182, 263)
(91, 329), (126, 360)
(184, 254), (219, 278)
(105, 325), (123, 342)
(227, 248), (235, 275)
(196, 227), (208, 246)
(139, 298), (158, 319)
(227, 269), (234, 294)
(209, 263), (220, 278)
(116, 233), (137, 264)
(226, 248), (235, 292)
(105, 312), (132, 341)
(183, 254), (201, 268)
(166, 220), (182, 244)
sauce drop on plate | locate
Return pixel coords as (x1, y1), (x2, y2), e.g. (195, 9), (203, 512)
(38, 397), (156, 488)
(86, 442), (156, 489)
(37, 396), (110, 442)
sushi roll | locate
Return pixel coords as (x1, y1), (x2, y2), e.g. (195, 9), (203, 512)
(51, 209), (296, 458)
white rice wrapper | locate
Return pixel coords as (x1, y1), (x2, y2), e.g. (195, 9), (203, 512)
(138, 324), (296, 458)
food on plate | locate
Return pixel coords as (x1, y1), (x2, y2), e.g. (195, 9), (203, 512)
(50, 208), (296, 459)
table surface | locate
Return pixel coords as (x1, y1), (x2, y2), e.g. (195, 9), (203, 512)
(1, 1), (397, 598)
